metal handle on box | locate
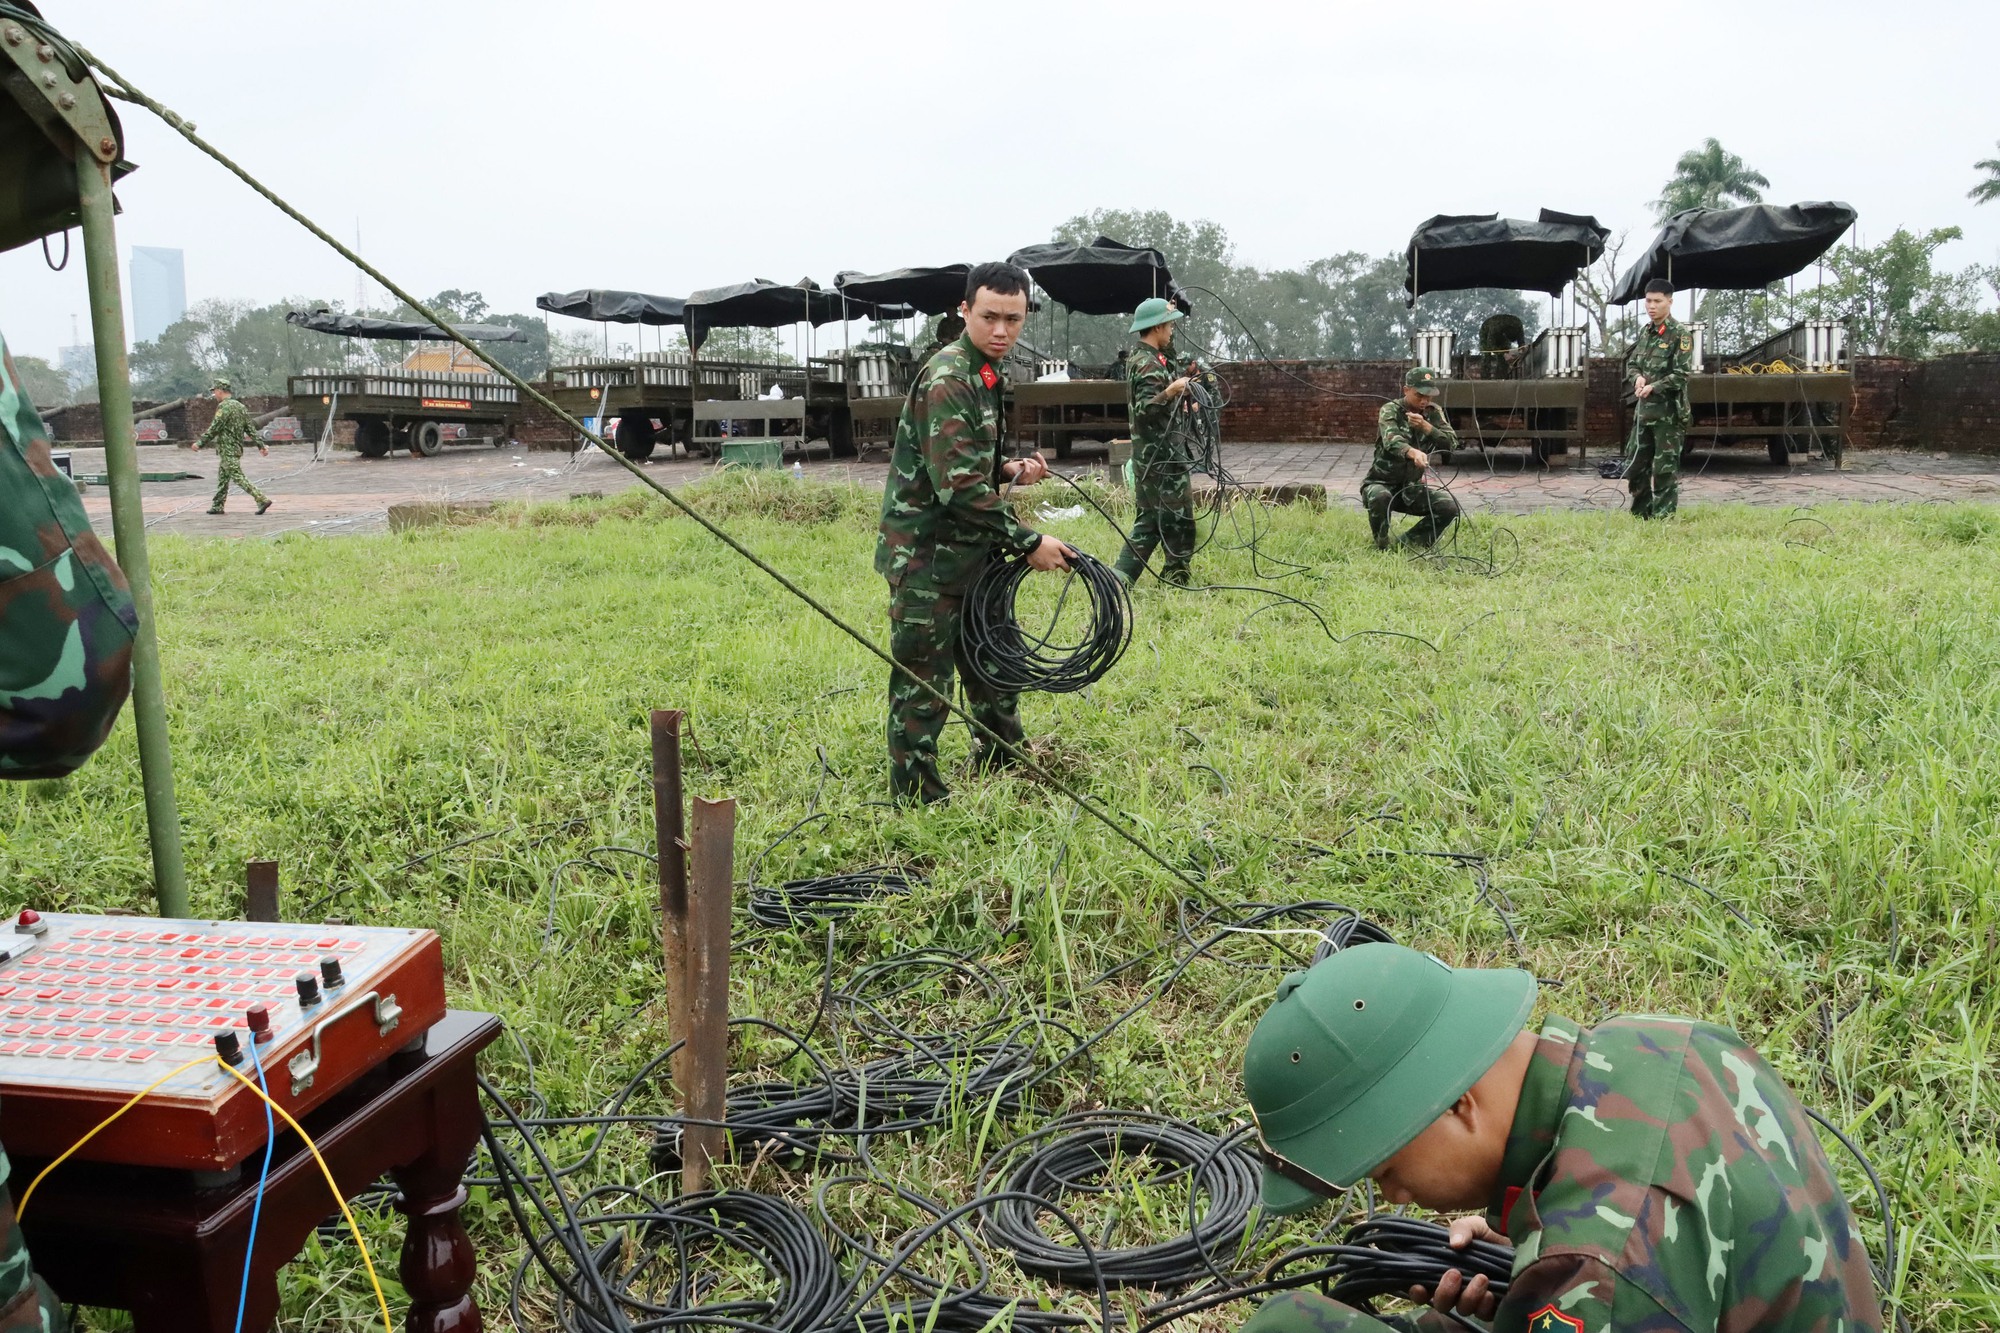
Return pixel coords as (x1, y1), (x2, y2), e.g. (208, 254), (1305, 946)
(287, 989), (402, 1097)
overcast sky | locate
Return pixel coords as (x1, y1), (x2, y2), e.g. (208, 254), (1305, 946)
(4, 0), (1997, 362)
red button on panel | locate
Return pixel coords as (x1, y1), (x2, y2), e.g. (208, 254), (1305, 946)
(47, 1044), (76, 1058)
(124, 1049), (152, 1062)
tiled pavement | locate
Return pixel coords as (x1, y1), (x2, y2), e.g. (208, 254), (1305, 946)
(66, 441), (2000, 538)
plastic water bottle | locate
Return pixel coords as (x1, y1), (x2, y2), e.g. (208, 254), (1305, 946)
(791, 460), (804, 481)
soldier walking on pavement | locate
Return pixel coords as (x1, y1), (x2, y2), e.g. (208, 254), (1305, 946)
(875, 262), (1073, 805)
(192, 378), (271, 516)
(1626, 278), (1694, 519)
(1113, 297), (1200, 588)
(1361, 368), (1459, 550)
(1238, 945), (1886, 1333)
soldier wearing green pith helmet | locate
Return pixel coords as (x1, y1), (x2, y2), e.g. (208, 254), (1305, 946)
(1112, 296), (1200, 588)
(1361, 370), (1458, 550)
(193, 378), (272, 516)
(1239, 944), (1885, 1333)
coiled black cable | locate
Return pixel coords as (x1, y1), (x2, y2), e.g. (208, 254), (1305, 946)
(976, 1110), (1263, 1290)
(1271, 1216), (1514, 1310)
(747, 867), (924, 927)
(961, 551), (1132, 695)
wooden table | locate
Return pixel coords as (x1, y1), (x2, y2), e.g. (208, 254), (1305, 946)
(16, 1009), (501, 1333)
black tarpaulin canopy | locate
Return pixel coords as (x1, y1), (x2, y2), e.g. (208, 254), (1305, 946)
(286, 307), (527, 342)
(1403, 209), (1610, 304)
(835, 266), (970, 316)
(1610, 202), (1858, 304)
(683, 278), (912, 352)
(1007, 236), (1185, 316)
(535, 289), (687, 325)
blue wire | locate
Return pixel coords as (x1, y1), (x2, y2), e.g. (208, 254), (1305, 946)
(234, 1036), (277, 1333)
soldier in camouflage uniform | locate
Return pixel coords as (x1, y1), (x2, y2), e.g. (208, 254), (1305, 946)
(1361, 369), (1459, 549)
(1625, 278), (1694, 520)
(193, 378), (272, 515)
(0, 331), (135, 1331)
(875, 262), (1073, 805)
(1240, 944), (1885, 1333)
(1113, 297), (1199, 587)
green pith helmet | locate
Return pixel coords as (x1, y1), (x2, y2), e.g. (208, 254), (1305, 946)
(1242, 944), (1536, 1214)
(1403, 367), (1442, 396)
(211, 378), (232, 393)
(1128, 297), (1184, 335)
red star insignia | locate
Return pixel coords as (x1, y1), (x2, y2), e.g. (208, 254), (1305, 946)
(978, 363), (998, 389)
(1528, 1305), (1585, 1333)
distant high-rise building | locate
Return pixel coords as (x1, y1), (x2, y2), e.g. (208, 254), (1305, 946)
(130, 246), (186, 344)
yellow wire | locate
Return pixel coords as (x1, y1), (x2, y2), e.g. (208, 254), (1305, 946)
(15, 1052), (215, 1218)
(12, 1053), (397, 1333)
(214, 1059), (396, 1333)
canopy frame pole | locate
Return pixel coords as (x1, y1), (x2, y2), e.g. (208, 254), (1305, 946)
(75, 148), (190, 917)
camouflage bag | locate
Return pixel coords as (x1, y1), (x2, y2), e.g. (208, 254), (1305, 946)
(0, 334), (136, 777)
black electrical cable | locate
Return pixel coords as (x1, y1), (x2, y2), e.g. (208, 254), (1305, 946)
(960, 550), (1132, 695)
(976, 1111), (1263, 1290)
(748, 867), (924, 927)
(1294, 1216), (1515, 1309)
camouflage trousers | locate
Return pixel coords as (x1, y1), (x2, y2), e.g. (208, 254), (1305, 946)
(1359, 480), (1459, 549)
(0, 1147), (67, 1332)
(1625, 417), (1683, 519)
(1113, 453), (1195, 586)
(886, 582), (1023, 805)
(211, 443), (267, 511)
(1241, 1291), (1430, 1333)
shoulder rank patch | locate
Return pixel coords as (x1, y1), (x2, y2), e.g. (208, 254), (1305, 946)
(978, 363), (998, 389)
(1155, 352), (1169, 366)
(1529, 1305), (1585, 1333)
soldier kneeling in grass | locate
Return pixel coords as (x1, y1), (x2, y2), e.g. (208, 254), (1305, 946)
(1241, 944), (1886, 1333)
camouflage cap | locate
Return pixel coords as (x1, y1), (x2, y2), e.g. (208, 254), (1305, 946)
(210, 378), (232, 392)
(1128, 297), (1184, 335)
(1243, 944), (1536, 1214)
(1403, 367), (1442, 396)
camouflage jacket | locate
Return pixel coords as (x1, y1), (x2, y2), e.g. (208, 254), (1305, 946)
(0, 335), (137, 779)
(1628, 317), (1693, 425)
(199, 397), (257, 453)
(1487, 1015), (1882, 1333)
(875, 335), (1039, 593)
(1366, 400), (1456, 489)
(0, 1142), (65, 1331)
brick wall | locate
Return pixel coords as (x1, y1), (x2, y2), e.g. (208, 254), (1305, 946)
(1584, 358), (1627, 451)
(1218, 361), (1406, 443)
(44, 394), (286, 443)
(1912, 354), (2000, 453)
(1848, 356), (1919, 452)
(513, 383), (580, 449)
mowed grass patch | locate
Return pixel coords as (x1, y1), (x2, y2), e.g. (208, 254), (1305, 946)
(7, 474), (1996, 1330)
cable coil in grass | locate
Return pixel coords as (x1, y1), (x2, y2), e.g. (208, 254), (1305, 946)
(961, 551), (1132, 695)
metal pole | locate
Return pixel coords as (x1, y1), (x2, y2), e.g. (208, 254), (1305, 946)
(682, 794), (735, 1191)
(75, 150), (189, 918)
(245, 860), (280, 922)
(651, 710), (688, 1079)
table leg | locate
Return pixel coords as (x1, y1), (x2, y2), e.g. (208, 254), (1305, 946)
(390, 1137), (479, 1333)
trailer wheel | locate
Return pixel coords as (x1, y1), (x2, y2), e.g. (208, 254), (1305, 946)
(412, 420), (444, 457)
(355, 418), (392, 458)
(614, 414), (658, 462)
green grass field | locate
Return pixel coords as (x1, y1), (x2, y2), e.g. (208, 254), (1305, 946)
(9, 473), (1996, 1330)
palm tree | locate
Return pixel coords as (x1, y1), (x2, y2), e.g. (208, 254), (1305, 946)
(1971, 142), (2000, 206)
(1653, 139), (1771, 220)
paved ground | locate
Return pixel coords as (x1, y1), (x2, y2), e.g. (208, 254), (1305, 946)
(67, 441), (2000, 537)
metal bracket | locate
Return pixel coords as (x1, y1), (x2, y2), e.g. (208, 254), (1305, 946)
(0, 20), (118, 161)
(287, 990), (403, 1097)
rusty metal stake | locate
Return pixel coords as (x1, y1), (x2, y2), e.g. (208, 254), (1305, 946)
(245, 860), (280, 923)
(680, 795), (735, 1191)
(652, 710), (688, 1080)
